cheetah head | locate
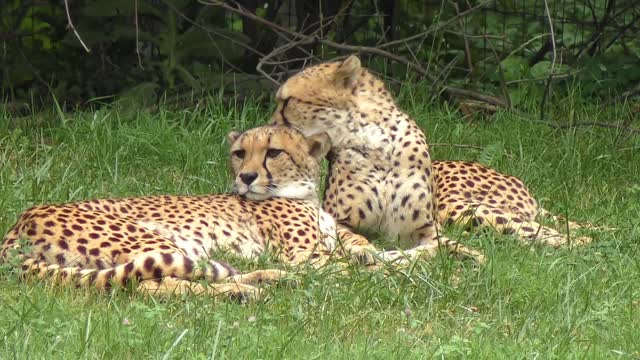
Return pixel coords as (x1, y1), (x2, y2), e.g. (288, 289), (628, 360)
(270, 55), (381, 146)
(227, 126), (331, 202)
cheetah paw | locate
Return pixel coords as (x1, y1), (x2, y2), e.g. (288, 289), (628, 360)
(569, 235), (593, 247)
(454, 248), (486, 265)
(346, 244), (379, 265)
(228, 269), (295, 287)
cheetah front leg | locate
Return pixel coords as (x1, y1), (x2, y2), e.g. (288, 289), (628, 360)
(285, 248), (335, 268)
(375, 234), (486, 265)
(335, 225), (379, 265)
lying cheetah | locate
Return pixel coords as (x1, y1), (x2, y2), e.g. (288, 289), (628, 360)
(0, 125), (377, 299)
(270, 55), (595, 257)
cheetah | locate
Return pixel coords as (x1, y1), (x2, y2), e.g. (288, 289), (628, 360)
(0, 125), (377, 299)
(270, 55), (595, 259)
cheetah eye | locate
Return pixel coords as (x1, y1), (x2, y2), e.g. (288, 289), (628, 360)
(232, 150), (245, 159)
(266, 149), (283, 158)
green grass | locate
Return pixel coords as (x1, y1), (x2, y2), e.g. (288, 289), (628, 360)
(1, 94), (639, 359)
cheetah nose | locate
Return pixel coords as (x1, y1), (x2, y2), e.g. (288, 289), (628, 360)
(239, 172), (258, 185)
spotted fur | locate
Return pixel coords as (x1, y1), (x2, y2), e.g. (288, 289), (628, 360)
(271, 55), (595, 260)
(0, 126), (379, 298)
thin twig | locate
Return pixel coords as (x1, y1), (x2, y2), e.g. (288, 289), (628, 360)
(513, 111), (640, 135)
(429, 55), (459, 100)
(430, 143), (515, 159)
(256, 37), (313, 85)
(539, 0), (556, 121)
(487, 37), (511, 108)
(63, 0), (90, 53)
(205, 0), (507, 108)
(448, 0), (473, 73)
(0, 31), (45, 40)
(608, 82), (640, 104)
(161, 0), (284, 75)
(15, 40), (53, 93)
(371, 0), (388, 43)
(443, 30), (505, 39)
(378, 1), (491, 49)
(575, 0), (617, 59)
(134, 0), (143, 69)
(316, 37), (506, 106)
(506, 70), (581, 85)
(552, 121), (640, 134)
(202, 0), (298, 38)
(604, 13), (640, 51)
(430, 143), (485, 150)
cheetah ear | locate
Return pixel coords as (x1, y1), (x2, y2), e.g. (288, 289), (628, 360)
(306, 132), (331, 161)
(226, 130), (242, 146)
(334, 55), (361, 89)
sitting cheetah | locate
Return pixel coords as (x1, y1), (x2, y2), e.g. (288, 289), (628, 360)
(0, 126), (377, 299)
(270, 55), (595, 258)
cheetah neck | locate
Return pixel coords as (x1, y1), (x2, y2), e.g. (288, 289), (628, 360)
(331, 80), (415, 152)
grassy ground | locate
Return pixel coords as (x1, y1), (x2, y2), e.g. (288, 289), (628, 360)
(0, 94), (639, 359)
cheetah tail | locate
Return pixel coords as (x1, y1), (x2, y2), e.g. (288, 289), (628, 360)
(18, 253), (239, 290)
(538, 208), (613, 232)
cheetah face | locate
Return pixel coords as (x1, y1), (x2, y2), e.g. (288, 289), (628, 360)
(227, 126), (331, 202)
(270, 56), (363, 143)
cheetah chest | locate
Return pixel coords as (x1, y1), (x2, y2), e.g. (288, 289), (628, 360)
(318, 208), (338, 251)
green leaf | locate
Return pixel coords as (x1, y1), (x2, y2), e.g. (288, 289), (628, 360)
(509, 87), (528, 107)
(500, 56), (529, 82)
(478, 142), (503, 167)
(530, 61), (551, 78)
(529, 61), (570, 79)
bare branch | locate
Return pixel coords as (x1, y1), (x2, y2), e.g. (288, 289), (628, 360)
(448, 0), (473, 73)
(540, 0), (556, 121)
(14, 40), (53, 93)
(514, 110), (640, 135)
(161, 0), (285, 75)
(430, 143), (485, 151)
(552, 121), (640, 134)
(378, 1), (491, 49)
(134, 0), (143, 69)
(487, 37), (511, 108)
(203, 0), (507, 108)
(64, 0), (90, 53)
(201, 0), (299, 38)
(256, 38), (314, 86)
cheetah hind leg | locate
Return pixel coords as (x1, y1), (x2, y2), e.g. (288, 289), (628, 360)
(137, 277), (262, 302)
(454, 204), (591, 247)
(226, 269), (292, 286)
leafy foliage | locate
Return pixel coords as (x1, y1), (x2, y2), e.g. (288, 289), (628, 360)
(1, 0), (639, 112)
